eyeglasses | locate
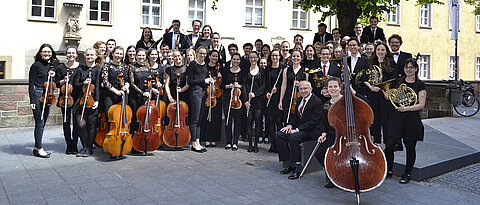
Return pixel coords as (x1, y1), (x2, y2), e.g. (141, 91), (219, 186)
(405, 66), (416, 69)
(41, 51), (52, 53)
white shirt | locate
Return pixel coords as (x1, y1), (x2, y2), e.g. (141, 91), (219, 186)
(350, 52), (362, 74)
(191, 33), (200, 46)
(172, 32), (180, 50)
(392, 50), (401, 63)
(321, 61), (330, 75)
(298, 93), (312, 115)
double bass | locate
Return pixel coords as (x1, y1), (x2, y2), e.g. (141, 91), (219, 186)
(133, 75), (161, 155)
(163, 73), (191, 148)
(324, 54), (387, 203)
(103, 73), (133, 159)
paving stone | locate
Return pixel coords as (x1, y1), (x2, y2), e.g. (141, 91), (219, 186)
(45, 194), (84, 205)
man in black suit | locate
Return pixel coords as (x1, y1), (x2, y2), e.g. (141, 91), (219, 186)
(275, 81), (324, 180)
(162, 19), (189, 53)
(363, 16), (386, 44)
(346, 38), (370, 96)
(388, 34), (412, 78)
(186, 20), (202, 49)
(313, 23), (333, 45)
(349, 23), (369, 44)
(311, 47), (341, 100)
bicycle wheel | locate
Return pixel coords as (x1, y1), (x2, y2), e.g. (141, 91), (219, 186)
(453, 90), (480, 117)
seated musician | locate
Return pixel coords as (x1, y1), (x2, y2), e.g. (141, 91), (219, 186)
(275, 80), (323, 180)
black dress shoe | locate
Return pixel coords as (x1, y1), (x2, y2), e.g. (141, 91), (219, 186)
(247, 147), (253, 152)
(66, 143), (72, 155)
(394, 142), (403, 152)
(225, 144), (231, 150)
(232, 145), (238, 151)
(33, 149), (50, 158)
(386, 171), (393, 178)
(205, 142), (211, 147)
(191, 146), (204, 153)
(210, 143), (216, 147)
(280, 166), (295, 174)
(201, 148), (208, 152)
(253, 147), (259, 153)
(288, 171), (300, 180)
(399, 174), (410, 184)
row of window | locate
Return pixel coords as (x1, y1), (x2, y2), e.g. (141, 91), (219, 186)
(388, 2), (480, 32)
(29, 0), (309, 29)
(418, 55), (480, 80)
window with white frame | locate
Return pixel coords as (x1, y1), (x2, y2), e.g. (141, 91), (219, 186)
(245, 0), (264, 26)
(142, 0), (161, 27)
(188, 0), (205, 27)
(292, 0), (308, 29)
(476, 15), (480, 32)
(30, 0), (56, 20)
(89, 0), (111, 23)
(418, 55), (430, 80)
(387, 1), (400, 25)
(476, 56), (480, 80)
(449, 56), (459, 80)
(419, 4), (431, 28)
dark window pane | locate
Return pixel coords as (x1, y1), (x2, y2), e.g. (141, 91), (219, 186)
(153, 7), (160, 15)
(90, 1), (98, 10)
(101, 11), (109, 21)
(153, 0), (160, 4)
(45, 7), (54, 17)
(142, 16), (149, 24)
(32, 6), (41, 16)
(142, 6), (149, 15)
(101, 2), (110, 11)
(45, 0), (54, 6)
(90, 11), (98, 20)
(0, 61), (5, 79)
(143, 0), (150, 3)
(32, 0), (42, 6)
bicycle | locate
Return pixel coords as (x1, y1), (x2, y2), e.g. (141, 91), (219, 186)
(449, 79), (479, 117)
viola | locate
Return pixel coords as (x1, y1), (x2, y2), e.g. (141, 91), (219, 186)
(80, 68), (95, 120)
(95, 112), (108, 147)
(103, 73), (133, 158)
(324, 54), (387, 202)
(230, 73), (242, 109)
(214, 63), (222, 98)
(205, 71), (217, 108)
(163, 73), (191, 148)
(40, 64), (56, 120)
(133, 75), (161, 155)
(59, 68), (74, 109)
(286, 76), (300, 123)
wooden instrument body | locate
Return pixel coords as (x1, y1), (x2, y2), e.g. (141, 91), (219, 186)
(133, 101), (161, 152)
(59, 83), (74, 107)
(41, 80), (56, 105)
(206, 79), (217, 107)
(95, 113), (108, 147)
(163, 100), (190, 147)
(214, 76), (222, 98)
(104, 100), (133, 156)
(154, 99), (166, 145)
(80, 83), (95, 108)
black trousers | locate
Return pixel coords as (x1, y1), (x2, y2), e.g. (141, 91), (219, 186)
(314, 135), (335, 167)
(247, 108), (263, 147)
(32, 88), (50, 149)
(60, 107), (77, 145)
(189, 87), (205, 141)
(224, 102), (242, 145)
(75, 113), (98, 150)
(275, 130), (315, 164)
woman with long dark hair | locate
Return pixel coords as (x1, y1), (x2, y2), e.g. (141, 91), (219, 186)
(195, 25), (213, 50)
(278, 50), (307, 123)
(223, 53), (243, 151)
(72, 48), (101, 157)
(136, 27), (156, 50)
(265, 49), (285, 152)
(385, 58), (426, 184)
(28, 43), (58, 158)
(124, 45), (136, 66)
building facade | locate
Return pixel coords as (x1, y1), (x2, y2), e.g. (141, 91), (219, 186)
(0, 0), (334, 79)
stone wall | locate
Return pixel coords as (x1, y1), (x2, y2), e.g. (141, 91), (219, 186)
(0, 79), (63, 128)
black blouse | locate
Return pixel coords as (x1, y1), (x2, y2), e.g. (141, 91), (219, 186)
(71, 64), (101, 115)
(187, 61), (208, 89)
(222, 69), (243, 99)
(101, 62), (130, 91)
(129, 63), (156, 96)
(28, 60), (54, 104)
(166, 65), (187, 100)
(55, 63), (78, 106)
(242, 68), (266, 109)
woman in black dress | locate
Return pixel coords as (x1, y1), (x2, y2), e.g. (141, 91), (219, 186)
(278, 50), (307, 123)
(165, 50), (189, 104)
(301, 45), (320, 70)
(146, 48), (165, 101)
(124, 45), (136, 67)
(187, 46), (211, 153)
(223, 53), (243, 151)
(265, 49), (285, 152)
(385, 58), (426, 184)
(362, 42), (395, 145)
(195, 25), (213, 50)
(29, 43), (58, 158)
(136, 27), (156, 51)
(243, 51), (265, 153)
(55, 46), (80, 154)
(201, 50), (223, 147)
(72, 48), (101, 157)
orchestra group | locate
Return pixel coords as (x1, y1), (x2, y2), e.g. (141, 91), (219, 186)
(28, 16), (426, 188)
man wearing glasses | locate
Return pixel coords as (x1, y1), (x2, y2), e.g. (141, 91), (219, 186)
(186, 20), (203, 49)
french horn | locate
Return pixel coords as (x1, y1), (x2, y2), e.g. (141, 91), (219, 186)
(306, 67), (330, 88)
(355, 65), (382, 88)
(379, 80), (418, 108)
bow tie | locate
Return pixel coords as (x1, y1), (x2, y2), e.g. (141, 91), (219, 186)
(192, 34), (198, 37)
(173, 32), (180, 34)
(392, 52), (400, 55)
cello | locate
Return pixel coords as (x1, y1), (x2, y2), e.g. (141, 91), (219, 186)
(103, 73), (133, 159)
(59, 67), (74, 122)
(324, 54), (387, 204)
(95, 113), (108, 147)
(153, 72), (166, 146)
(163, 73), (191, 149)
(133, 75), (161, 155)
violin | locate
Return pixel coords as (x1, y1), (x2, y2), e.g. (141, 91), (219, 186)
(206, 71), (217, 122)
(226, 73), (242, 126)
(133, 75), (161, 155)
(214, 63), (222, 98)
(95, 112), (108, 147)
(154, 72), (167, 146)
(286, 76), (300, 123)
(40, 64), (56, 120)
(80, 68), (95, 120)
(59, 68), (73, 107)
(324, 54), (387, 203)
(103, 73), (133, 158)
(163, 73), (191, 148)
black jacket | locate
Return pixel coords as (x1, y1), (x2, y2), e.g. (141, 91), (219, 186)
(313, 32), (333, 45)
(288, 94), (324, 137)
(391, 51), (413, 78)
(162, 32), (190, 52)
(362, 26), (386, 43)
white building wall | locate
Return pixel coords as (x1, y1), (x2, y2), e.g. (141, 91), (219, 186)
(0, 0), (332, 79)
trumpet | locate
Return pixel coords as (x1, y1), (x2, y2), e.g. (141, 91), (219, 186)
(379, 80), (418, 108)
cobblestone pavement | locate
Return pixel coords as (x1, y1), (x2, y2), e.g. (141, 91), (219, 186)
(1, 125), (480, 205)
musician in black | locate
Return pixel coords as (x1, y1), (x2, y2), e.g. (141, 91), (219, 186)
(265, 50), (285, 153)
(389, 34), (413, 78)
(347, 38), (370, 96)
(223, 53), (243, 151)
(186, 20), (202, 49)
(243, 51), (265, 153)
(275, 81), (323, 180)
(165, 50), (189, 104)
(187, 46), (211, 153)
(136, 27), (156, 51)
(311, 47), (342, 102)
(72, 48), (101, 157)
(385, 58), (426, 184)
(162, 20), (189, 52)
(29, 43), (58, 158)
(200, 50), (223, 147)
(195, 25), (213, 50)
(278, 50), (307, 122)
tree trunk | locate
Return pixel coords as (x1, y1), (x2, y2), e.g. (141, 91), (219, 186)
(336, 1), (362, 37)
